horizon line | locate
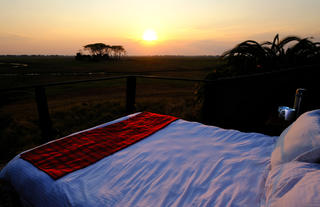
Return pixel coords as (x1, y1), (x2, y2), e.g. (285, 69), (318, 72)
(0, 54), (221, 57)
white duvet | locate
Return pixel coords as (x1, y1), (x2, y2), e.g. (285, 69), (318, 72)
(0, 113), (276, 207)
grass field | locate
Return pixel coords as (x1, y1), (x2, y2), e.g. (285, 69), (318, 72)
(0, 55), (220, 87)
(0, 55), (222, 163)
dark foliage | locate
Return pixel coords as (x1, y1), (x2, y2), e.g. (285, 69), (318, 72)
(199, 34), (320, 134)
(219, 34), (320, 78)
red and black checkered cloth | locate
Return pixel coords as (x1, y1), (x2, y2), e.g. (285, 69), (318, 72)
(21, 112), (178, 180)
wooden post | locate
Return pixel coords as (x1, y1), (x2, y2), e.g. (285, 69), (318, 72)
(35, 86), (53, 142)
(126, 76), (136, 113)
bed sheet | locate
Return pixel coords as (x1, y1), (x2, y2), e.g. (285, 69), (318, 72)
(0, 113), (276, 207)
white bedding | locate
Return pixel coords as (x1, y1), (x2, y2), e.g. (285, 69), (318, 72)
(0, 113), (276, 207)
(264, 161), (320, 207)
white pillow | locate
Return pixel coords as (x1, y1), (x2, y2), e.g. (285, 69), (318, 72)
(295, 146), (320, 163)
(271, 109), (320, 168)
(264, 161), (320, 207)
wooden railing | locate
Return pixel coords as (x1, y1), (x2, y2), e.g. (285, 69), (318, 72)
(1, 75), (209, 142)
(1, 64), (318, 140)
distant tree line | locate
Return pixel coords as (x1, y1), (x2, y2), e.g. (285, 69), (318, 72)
(75, 43), (126, 61)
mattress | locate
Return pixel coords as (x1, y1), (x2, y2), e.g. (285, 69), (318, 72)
(0, 112), (276, 207)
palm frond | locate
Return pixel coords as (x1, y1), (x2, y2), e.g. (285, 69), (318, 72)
(271, 34), (279, 52)
(279, 36), (301, 48)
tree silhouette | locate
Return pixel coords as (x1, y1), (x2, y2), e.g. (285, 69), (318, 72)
(76, 43), (126, 61)
(83, 43), (110, 56)
(111, 45), (126, 59)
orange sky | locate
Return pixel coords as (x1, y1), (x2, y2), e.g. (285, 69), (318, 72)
(1, 0), (320, 55)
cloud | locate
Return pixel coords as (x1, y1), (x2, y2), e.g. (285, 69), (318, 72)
(183, 39), (237, 55)
(121, 38), (238, 56)
(0, 33), (31, 42)
(0, 33), (34, 54)
(2, 31), (319, 55)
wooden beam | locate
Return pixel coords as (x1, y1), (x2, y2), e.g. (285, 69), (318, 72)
(126, 76), (136, 113)
(34, 86), (53, 142)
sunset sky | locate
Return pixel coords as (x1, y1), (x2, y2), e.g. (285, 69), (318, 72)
(1, 0), (320, 55)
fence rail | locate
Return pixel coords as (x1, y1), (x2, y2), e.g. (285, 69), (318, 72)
(1, 64), (318, 141)
(1, 75), (209, 142)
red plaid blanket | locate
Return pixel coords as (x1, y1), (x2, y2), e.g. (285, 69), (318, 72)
(21, 112), (178, 180)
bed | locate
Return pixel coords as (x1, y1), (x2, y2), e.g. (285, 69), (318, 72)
(1, 110), (320, 207)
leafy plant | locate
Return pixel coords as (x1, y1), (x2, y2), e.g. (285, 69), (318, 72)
(221, 34), (320, 76)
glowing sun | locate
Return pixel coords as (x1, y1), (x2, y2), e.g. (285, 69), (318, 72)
(142, 29), (158, 41)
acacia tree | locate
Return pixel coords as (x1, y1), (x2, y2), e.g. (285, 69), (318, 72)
(83, 43), (111, 56)
(110, 45), (126, 59)
(76, 43), (126, 61)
